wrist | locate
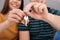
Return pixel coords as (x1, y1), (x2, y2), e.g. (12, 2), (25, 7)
(5, 20), (13, 25)
(44, 13), (55, 23)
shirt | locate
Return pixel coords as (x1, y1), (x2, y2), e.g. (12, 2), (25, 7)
(18, 7), (60, 40)
(0, 13), (18, 40)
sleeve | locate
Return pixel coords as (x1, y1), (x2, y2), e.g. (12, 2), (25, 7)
(47, 7), (60, 15)
(53, 9), (60, 15)
(0, 14), (4, 23)
(18, 23), (30, 31)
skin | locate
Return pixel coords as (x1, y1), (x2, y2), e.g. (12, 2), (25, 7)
(0, 0), (30, 40)
(9, 0), (21, 9)
(24, 0), (46, 20)
(0, 0), (26, 32)
(24, 0), (60, 30)
(30, 0), (46, 3)
(20, 0), (46, 40)
(10, 1), (60, 40)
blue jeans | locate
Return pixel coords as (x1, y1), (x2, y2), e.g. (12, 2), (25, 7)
(54, 31), (60, 40)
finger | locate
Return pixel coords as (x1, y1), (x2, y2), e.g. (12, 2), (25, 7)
(14, 12), (24, 19)
(39, 4), (47, 14)
(43, 5), (48, 13)
(11, 14), (22, 21)
(24, 11), (33, 17)
(10, 18), (19, 23)
(33, 3), (41, 13)
(18, 9), (26, 17)
(15, 9), (26, 17)
(24, 2), (36, 12)
(38, 4), (44, 13)
(24, 2), (37, 17)
(9, 9), (25, 20)
(12, 9), (26, 18)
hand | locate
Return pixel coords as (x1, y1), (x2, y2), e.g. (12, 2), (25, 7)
(30, 0), (46, 3)
(6, 9), (25, 23)
(24, 2), (49, 21)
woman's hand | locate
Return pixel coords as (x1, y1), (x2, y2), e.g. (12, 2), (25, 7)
(24, 2), (49, 21)
(0, 9), (26, 32)
(6, 9), (25, 23)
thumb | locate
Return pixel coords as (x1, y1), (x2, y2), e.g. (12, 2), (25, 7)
(23, 2), (35, 17)
(23, 2), (35, 12)
(24, 11), (33, 17)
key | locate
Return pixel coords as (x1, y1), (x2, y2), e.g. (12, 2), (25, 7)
(24, 16), (29, 26)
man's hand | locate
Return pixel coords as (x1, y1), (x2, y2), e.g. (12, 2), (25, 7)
(24, 2), (49, 21)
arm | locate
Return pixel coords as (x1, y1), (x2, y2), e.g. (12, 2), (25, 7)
(24, 3), (60, 30)
(18, 20), (30, 40)
(44, 13), (60, 30)
(0, 20), (12, 32)
(19, 31), (30, 40)
(0, 9), (25, 32)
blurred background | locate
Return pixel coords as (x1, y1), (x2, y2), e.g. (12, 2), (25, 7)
(0, 0), (60, 11)
(0, 0), (5, 11)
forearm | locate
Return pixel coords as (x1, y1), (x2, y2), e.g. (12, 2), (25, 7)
(0, 20), (12, 32)
(19, 31), (30, 40)
(44, 13), (60, 30)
